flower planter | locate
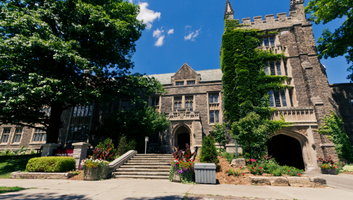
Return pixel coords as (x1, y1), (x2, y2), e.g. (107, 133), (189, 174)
(321, 168), (337, 175)
(172, 171), (181, 182)
(84, 165), (109, 181)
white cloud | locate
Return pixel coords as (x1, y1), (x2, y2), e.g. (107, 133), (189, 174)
(167, 29), (174, 35)
(185, 25), (191, 29)
(137, 3), (161, 30)
(184, 28), (201, 41)
(153, 28), (165, 47)
(155, 35), (165, 47)
(128, 0), (133, 2)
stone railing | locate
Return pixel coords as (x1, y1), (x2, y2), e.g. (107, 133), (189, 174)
(165, 110), (200, 121)
(271, 107), (317, 124)
(108, 150), (137, 173)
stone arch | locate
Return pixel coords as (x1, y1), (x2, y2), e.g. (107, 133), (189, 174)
(268, 128), (318, 172)
(172, 123), (192, 150)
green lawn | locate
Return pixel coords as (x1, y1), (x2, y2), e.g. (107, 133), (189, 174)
(0, 154), (40, 178)
(0, 186), (27, 194)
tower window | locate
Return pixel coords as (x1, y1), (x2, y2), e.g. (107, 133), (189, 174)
(174, 97), (182, 111)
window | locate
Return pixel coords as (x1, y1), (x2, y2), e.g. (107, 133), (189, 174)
(264, 38), (269, 47)
(176, 81), (184, 86)
(351, 99), (353, 107)
(209, 94), (219, 103)
(73, 105), (92, 117)
(185, 96), (193, 111)
(265, 62), (282, 76)
(210, 110), (220, 124)
(151, 97), (159, 107)
(270, 37), (275, 46)
(174, 97), (182, 111)
(187, 80), (195, 85)
(68, 126), (89, 142)
(13, 128), (22, 143)
(41, 107), (51, 117)
(1, 128), (10, 144)
(268, 90), (288, 107)
(121, 100), (133, 111)
(32, 128), (46, 142)
(261, 36), (276, 47)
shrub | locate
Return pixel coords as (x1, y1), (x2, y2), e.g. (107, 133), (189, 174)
(200, 135), (219, 164)
(226, 168), (244, 176)
(247, 158), (304, 177)
(26, 157), (75, 172)
(117, 135), (136, 156)
(342, 164), (353, 172)
(219, 152), (240, 164)
(92, 138), (116, 161)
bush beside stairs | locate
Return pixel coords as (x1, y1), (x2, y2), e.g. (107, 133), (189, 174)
(112, 154), (173, 179)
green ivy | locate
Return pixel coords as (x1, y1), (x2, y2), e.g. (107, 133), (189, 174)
(221, 19), (289, 159)
(318, 111), (353, 162)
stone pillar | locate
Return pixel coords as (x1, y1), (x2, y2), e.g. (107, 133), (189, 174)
(72, 142), (90, 169)
(41, 143), (60, 157)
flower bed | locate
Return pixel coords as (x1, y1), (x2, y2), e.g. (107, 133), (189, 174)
(169, 158), (195, 184)
(318, 156), (338, 175)
(80, 158), (109, 181)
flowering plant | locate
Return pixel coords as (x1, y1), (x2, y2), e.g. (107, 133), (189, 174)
(80, 158), (109, 170)
(80, 158), (109, 180)
(318, 156), (338, 170)
(226, 168), (244, 176)
(169, 144), (195, 184)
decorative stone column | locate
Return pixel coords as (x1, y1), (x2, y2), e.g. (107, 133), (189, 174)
(72, 142), (90, 169)
(41, 143), (60, 157)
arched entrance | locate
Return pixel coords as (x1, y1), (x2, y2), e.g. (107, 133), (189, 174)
(175, 126), (190, 150)
(268, 134), (305, 170)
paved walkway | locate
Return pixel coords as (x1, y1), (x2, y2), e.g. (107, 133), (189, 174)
(306, 172), (353, 192)
(1, 179), (353, 200)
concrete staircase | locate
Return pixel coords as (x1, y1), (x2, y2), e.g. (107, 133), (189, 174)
(112, 154), (173, 179)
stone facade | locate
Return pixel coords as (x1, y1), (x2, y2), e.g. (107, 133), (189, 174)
(0, 0), (352, 173)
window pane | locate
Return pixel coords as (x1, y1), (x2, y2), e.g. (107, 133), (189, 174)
(214, 94), (219, 103)
(276, 62), (282, 75)
(264, 66), (270, 75)
(274, 91), (281, 107)
(281, 90), (287, 107)
(210, 111), (214, 123)
(209, 95), (213, 103)
(176, 81), (184, 85)
(270, 63), (276, 75)
(178, 102), (181, 109)
(80, 106), (85, 116)
(174, 102), (178, 111)
(268, 90), (274, 107)
(259, 39), (263, 46)
(215, 111), (219, 123)
(264, 38), (269, 47)
(88, 106), (93, 116)
(190, 102), (193, 111)
(270, 37), (275, 46)
(187, 81), (195, 85)
(84, 106), (89, 116)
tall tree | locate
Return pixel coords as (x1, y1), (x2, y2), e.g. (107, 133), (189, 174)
(0, 0), (163, 143)
(305, 0), (353, 81)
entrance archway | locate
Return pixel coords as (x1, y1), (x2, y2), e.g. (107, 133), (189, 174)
(175, 126), (190, 150)
(268, 134), (305, 170)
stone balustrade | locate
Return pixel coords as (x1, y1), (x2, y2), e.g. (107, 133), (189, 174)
(165, 110), (200, 121)
(271, 107), (317, 124)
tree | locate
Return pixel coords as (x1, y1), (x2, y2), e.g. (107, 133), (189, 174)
(211, 123), (227, 152)
(95, 105), (169, 153)
(318, 111), (353, 162)
(0, 0), (163, 143)
(305, 0), (353, 81)
(200, 135), (219, 165)
(221, 19), (289, 159)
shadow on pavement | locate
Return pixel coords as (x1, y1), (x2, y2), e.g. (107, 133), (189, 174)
(0, 192), (89, 200)
(124, 195), (182, 200)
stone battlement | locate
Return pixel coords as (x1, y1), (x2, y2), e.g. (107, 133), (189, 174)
(237, 11), (301, 25)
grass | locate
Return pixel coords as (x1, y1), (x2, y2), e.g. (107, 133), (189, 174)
(0, 186), (27, 194)
(0, 154), (40, 178)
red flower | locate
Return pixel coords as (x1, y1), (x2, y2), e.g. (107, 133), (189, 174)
(254, 170), (256, 172)
(226, 170), (228, 173)
(239, 167), (242, 169)
(288, 170), (290, 172)
(189, 163), (192, 166)
(243, 173), (245, 175)
(176, 162), (179, 165)
(188, 159), (190, 162)
(237, 173), (239, 175)
(298, 173), (301, 176)
(259, 167), (262, 170)
(253, 167), (255, 169)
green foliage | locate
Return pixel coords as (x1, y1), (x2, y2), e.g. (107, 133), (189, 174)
(26, 157), (75, 172)
(116, 135), (136, 156)
(200, 135), (219, 164)
(0, 0), (165, 143)
(247, 158), (304, 176)
(92, 138), (116, 161)
(221, 19), (289, 160)
(219, 152), (240, 164)
(211, 123), (227, 150)
(0, 186), (27, 194)
(97, 105), (169, 153)
(318, 111), (353, 162)
(305, 0), (353, 81)
(0, 154), (40, 178)
(342, 164), (353, 172)
(172, 143), (195, 161)
(225, 168), (244, 176)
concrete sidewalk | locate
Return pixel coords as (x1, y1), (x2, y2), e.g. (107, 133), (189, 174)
(0, 178), (352, 200)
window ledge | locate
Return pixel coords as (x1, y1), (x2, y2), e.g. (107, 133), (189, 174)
(29, 142), (46, 145)
(0, 143), (9, 146)
(10, 144), (20, 146)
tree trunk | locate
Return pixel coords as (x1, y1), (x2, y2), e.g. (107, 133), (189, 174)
(46, 103), (64, 143)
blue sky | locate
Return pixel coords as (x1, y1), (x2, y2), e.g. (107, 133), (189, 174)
(130, 0), (350, 84)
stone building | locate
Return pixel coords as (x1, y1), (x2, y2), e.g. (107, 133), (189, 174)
(0, 0), (352, 172)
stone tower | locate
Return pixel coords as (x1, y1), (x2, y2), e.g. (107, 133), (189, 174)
(225, 0), (339, 172)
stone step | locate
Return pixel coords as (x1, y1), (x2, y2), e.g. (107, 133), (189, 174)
(116, 168), (170, 172)
(128, 160), (171, 163)
(131, 157), (173, 160)
(113, 175), (169, 179)
(132, 156), (173, 159)
(119, 165), (170, 169)
(125, 162), (170, 165)
(135, 154), (172, 156)
(112, 172), (169, 176)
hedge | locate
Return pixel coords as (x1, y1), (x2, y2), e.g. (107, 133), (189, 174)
(26, 157), (75, 172)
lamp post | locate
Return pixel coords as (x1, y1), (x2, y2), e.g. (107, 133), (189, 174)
(235, 139), (238, 156)
(145, 136), (149, 154)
